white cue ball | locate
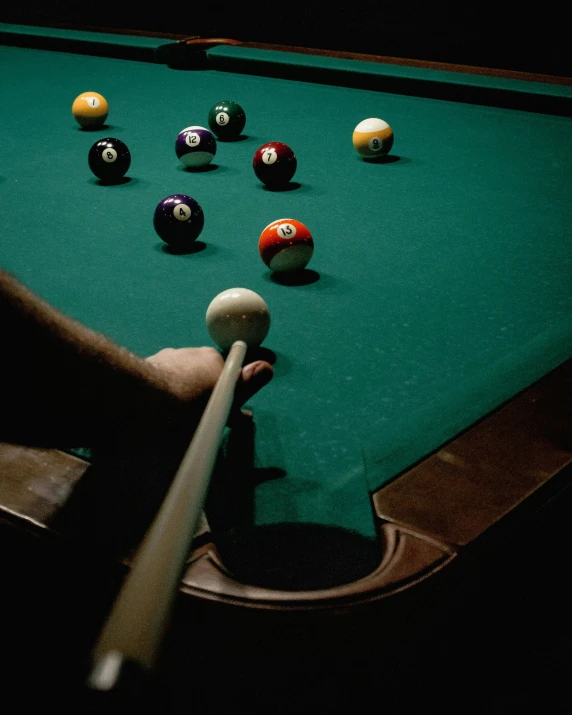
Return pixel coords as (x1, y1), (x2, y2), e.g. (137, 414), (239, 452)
(206, 287), (271, 351)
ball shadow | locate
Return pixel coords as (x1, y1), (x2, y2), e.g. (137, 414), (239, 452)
(268, 269), (320, 286)
(261, 181), (302, 193)
(77, 124), (115, 132)
(159, 240), (207, 256)
(362, 154), (406, 165)
(291, 271), (352, 296)
(180, 163), (219, 173)
(93, 176), (134, 187)
(260, 350), (291, 379)
(216, 134), (250, 143)
(247, 346), (276, 365)
(220, 346), (277, 366)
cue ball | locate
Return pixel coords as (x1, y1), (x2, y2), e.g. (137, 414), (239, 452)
(352, 118), (394, 157)
(206, 288), (271, 351)
(207, 100), (246, 140)
(258, 218), (314, 272)
(153, 194), (204, 245)
(175, 126), (217, 168)
(253, 142), (297, 187)
(88, 137), (131, 182)
(72, 92), (109, 128)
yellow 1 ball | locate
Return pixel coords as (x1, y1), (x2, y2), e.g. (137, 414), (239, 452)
(352, 118), (394, 158)
(72, 92), (109, 128)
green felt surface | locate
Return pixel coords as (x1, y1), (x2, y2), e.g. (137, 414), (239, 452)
(1, 39), (571, 542)
(208, 45), (572, 100)
(0, 23), (166, 49)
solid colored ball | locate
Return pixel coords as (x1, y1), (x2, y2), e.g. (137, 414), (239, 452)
(352, 118), (394, 157)
(88, 138), (131, 182)
(208, 100), (246, 140)
(258, 218), (314, 273)
(206, 288), (271, 351)
(72, 92), (109, 128)
(253, 142), (297, 187)
(153, 194), (204, 245)
(175, 126), (216, 168)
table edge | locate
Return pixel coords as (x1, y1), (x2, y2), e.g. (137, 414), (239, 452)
(1, 359), (570, 609)
(2, 22), (571, 85)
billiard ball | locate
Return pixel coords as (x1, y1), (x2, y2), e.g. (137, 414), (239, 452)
(352, 118), (394, 158)
(258, 218), (314, 272)
(206, 288), (270, 351)
(153, 194), (204, 245)
(175, 126), (216, 168)
(253, 142), (297, 187)
(72, 92), (109, 128)
(88, 138), (131, 182)
(208, 100), (246, 140)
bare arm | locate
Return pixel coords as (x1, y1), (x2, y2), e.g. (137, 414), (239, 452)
(0, 268), (272, 448)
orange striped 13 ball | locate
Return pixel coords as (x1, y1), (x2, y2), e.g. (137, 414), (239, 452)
(258, 218), (314, 272)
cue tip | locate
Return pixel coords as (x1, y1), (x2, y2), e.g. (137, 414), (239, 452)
(87, 651), (151, 701)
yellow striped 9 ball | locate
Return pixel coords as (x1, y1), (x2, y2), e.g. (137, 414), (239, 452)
(352, 118), (394, 158)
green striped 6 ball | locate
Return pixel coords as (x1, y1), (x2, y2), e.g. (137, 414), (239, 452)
(207, 100), (246, 140)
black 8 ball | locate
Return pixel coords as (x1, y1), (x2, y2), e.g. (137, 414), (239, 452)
(88, 137), (131, 182)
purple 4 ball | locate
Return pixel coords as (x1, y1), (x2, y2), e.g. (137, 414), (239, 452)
(153, 194), (204, 245)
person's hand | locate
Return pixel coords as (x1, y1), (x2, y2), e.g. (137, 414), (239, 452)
(145, 346), (273, 414)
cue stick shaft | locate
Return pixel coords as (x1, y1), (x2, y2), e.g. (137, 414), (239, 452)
(88, 339), (248, 691)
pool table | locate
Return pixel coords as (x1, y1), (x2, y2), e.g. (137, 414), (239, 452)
(1, 23), (571, 710)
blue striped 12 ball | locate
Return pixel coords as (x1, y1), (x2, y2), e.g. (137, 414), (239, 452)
(153, 194), (204, 245)
(175, 126), (217, 168)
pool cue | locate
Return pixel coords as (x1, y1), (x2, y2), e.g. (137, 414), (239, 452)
(87, 339), (248, 695)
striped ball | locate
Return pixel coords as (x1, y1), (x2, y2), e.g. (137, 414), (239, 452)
(352, 118), (394, 158)
(258, 218), (314, 273)
(176, 126), (217, 168)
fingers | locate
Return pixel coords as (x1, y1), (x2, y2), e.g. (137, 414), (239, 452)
(225, 360), (273, 429)
(236, 360), (274, 405)
(235, 360), (274, 406)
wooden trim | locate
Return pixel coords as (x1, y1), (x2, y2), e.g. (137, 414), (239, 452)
(9, 24), (571, 84)
(238, 41), (572, 86)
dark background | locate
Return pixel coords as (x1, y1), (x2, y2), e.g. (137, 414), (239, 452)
(1, 5), (571, 712)
(2, 2), (571, 76)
